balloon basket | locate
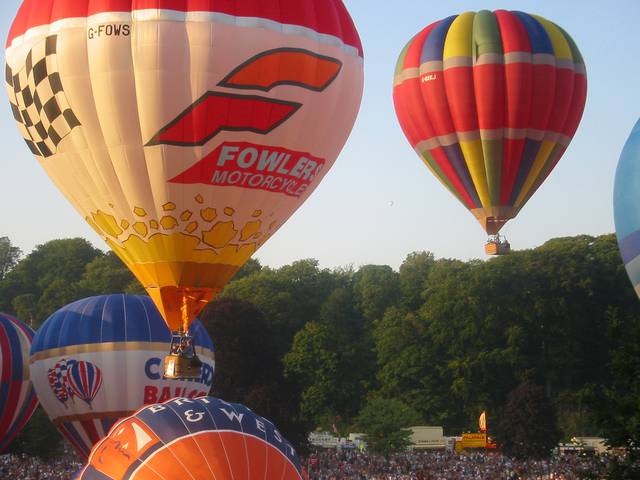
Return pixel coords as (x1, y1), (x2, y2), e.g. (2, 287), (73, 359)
(163, 332), (202, 380)
(485, 235), (510, 256)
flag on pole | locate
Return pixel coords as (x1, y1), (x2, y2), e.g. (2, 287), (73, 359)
(479, 411), (487, 433)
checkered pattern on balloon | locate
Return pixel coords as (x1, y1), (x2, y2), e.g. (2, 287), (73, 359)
(5, 34), (79, 158)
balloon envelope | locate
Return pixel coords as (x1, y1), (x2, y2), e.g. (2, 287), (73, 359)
(77, 396), (303, 479)
(614, 119), (640, 297)
(393, 10), (587, 235)
(6, 0), (364, 331)
(30, 294), (215, 457)
(0, 312), (38, 453)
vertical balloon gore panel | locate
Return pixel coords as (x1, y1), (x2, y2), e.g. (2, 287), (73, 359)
(5, 1), (365, 330)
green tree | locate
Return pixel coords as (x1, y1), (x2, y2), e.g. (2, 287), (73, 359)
(591, 307), (640, 478)
(11, 293), (37, 327)
(375, 235), (634, 438)
(7, 407), (63, 459)
(353, 265), (400, 323)
(284, 321), (339, 422)
(284, 285), (375, 428)
(222, 259), (339, 356)
(355, 397), (421, 456)
(198, 297), (309, 449)
(494, 381), (562, 459)
(0, 236), (21, 280)
(375, 307), (451, 425)
(35, 277), (80, 326)
(232, 258), (262, 280)
(77, 251), (142, 296)
(0, 238), (101, 323)
(398, 251), (435, 310)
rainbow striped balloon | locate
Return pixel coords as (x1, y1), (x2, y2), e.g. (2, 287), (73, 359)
(76, 396), (303, 479)
(393, 10), (587, 235)
(0, 312), (38, 452)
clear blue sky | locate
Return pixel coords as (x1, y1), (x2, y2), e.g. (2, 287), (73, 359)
(1, 0), (638, 269)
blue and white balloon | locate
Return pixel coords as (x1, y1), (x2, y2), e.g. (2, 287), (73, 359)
(30, 294), (215, 457)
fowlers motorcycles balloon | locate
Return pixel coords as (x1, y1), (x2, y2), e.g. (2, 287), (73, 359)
(5, 0), (364, 333)
(30, 294), (215, 457)
(76, 396), (303, 479)
(0, 312), (38, 453)
(393, 10), (586, 246)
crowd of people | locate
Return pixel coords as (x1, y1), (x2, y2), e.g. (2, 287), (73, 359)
(0, 448), (615, 479)
(302, 450), (610, 480)
(0, 453), (82, 480)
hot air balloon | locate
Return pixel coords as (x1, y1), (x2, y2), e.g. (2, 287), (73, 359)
(393, 10), (587, 254)
(0, 312), (38, 453)
(614, 119), (640, 297)
(30, 294), (215, 457)
(6, 0), (364, 374)
(76, 396), (303, 480)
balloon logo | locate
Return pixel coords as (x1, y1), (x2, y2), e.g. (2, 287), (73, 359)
(48, 359), (103, 408)
(393, 10), (587, 248)
(67, 360), (103, 407)
(6, 0), (364, 333)
(47, 359), (74, 406)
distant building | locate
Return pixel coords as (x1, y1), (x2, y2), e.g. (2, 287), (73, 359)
(347, 433), (366, 451)
(407, 426), (446, 450)
(556, 437), (608, 456)
(571, 437), (608, 454)
(308, 431), (338, 449)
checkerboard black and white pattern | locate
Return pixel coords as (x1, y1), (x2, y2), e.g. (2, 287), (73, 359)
(5, 35), (80, 158)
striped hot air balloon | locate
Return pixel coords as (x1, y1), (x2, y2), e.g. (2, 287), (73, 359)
(67, 360), (103, 407)
(76, 396), (303, 480)
(393, 10), (587, 252)
(47, 358), (74, 406)
(0, 312), (38, 453)
(30, 294), (215, 457)
(5, 0), (364, 334)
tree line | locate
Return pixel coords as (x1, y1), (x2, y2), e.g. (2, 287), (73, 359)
(1, 234), (639, 466)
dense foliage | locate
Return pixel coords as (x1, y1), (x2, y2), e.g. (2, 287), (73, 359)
(494, 381), (562, 459)
(1, 234), (639, 461)
(354, 397), (421, 456)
